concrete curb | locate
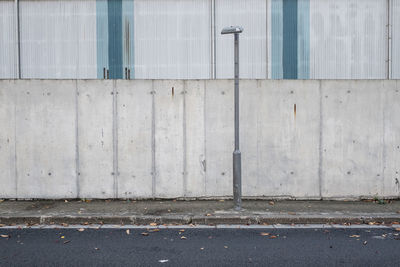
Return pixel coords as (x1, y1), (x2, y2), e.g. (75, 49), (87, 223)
(1, 214), (400, 226)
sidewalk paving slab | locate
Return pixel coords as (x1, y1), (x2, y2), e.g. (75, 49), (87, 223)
(0, 200), (399, 225)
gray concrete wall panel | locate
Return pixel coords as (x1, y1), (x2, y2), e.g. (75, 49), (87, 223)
(204, 80), (234, 196)
(321, 80), (385, 198)
(383, 80), (400, 197)
(251, 80), (320, 198)
(15, 80), (76, 198)
(184, 80), (206, 197)
(77, 80), (114, 198)
(117, 80), (153, 198)
(0, 81), (16, 198)
(153, 80), (185, 197)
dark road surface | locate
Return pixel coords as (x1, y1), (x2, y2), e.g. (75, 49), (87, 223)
(1, 226), (400, 266)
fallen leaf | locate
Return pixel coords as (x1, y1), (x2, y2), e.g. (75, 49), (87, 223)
(269, 201), (275, 206)
(78, 228), (85, 232)
(260, 232), (270, 236)
(64, 200), (68, 203)
(1, 234), (9, 238)
(349, 235), (360, 238)
(83, 222), (89, 225)
(179, 229), (185, 232)
(181, 236), (187, 240)
(126, 229), (130, 235)
(288, 212), (296, 215)
(219, 199), (225, 202)
(269, 235), (277, 239)
(149, 229), (160, 232)
(392, 222), (399, 225)
(61, 223), (69, 227)
(206, 214), (212, 217)
(200, 247), (204, 250)
(0, 224), (5, 227)
(63, 240), (71, 244)
(141, 232), (149, 236)
(95, 248), (99, 250)
(158, 260), (169, 263)
(395, 228), (400, 231)
(224, 246), (228, 249)
(150, 223), (157, 226)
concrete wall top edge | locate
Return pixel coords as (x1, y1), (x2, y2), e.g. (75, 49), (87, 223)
(1, 79), (399, 82)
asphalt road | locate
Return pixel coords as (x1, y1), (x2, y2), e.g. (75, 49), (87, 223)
(1, 226), (400, 267)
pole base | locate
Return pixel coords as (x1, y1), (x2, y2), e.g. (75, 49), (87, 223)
(233, 150), (242, 211)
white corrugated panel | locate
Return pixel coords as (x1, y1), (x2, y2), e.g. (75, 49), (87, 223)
(392, 0), (400, 79)
(19, 0), (97, 79)
(134, 0), (211, 79)
(310, 0), (387, 79)
(216, 0), (267, 79)
(0, 1), (17, 79)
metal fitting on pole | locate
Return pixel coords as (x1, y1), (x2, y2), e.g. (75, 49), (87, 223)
(221, 26), (243, 211)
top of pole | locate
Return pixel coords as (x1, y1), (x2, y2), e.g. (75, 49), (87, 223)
(221, 26), (243, 35)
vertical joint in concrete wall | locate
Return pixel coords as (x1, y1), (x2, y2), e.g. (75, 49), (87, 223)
(151, 80), (156, 197)
(112, 80), (119, 198)
(182, 81), (188, 197)
(318, 80), (323, 199)
(75, 80), (80, 198)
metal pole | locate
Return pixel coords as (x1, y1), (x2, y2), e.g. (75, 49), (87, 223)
(233, 33), (241, 211)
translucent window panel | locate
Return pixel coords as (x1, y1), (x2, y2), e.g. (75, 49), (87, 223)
(216, 0), (267, 79)
(134, 0), (211, 79)
(310, 0), (387, 79)
(0, 1), (17, 79)
(19, 0), (97, 79)
(392, 0), (400, 79)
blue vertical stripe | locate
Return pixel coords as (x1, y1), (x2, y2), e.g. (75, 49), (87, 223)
(122, 0), (135, 79)
(96, 0), (109, 79)
(108, 0), (123, 79)
(298, 0), (310, 79)
(282, 0), (298, 79)
(271, 0), (283, 79)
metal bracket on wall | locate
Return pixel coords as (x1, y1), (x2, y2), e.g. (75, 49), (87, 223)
(103, 68), (110, 79)
(124, 67), (131, 80)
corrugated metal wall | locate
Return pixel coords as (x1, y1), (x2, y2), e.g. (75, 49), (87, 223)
(19, 0), (97, 79)
(0, 1), (17, 79)
(216, 0), (267, 79)
(309, 0), (387, 79)
(0, 0), (398, 79)
(134, 0), (211, 79)
(393, 0), (400, 79)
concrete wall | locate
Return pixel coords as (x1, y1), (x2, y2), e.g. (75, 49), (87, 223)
(0, 80), (399, 200)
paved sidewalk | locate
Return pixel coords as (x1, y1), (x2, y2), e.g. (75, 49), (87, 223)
(0, 199), (400, 225)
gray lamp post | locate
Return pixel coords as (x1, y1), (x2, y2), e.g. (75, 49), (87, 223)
(221, 26), (243, 211)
